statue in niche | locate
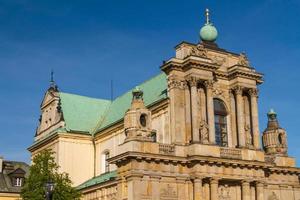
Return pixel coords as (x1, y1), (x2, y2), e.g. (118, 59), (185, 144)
(218, 185), (230, 200)
(245, 124), (253, 147)
(268, 192), (279, 200)
(199, 120), (209, 144)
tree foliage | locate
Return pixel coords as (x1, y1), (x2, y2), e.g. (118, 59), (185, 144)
(21, 150), (81, 200)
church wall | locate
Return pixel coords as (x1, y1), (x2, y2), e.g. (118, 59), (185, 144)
(57, 136), (94, 186)
(95, 128), (125, 176)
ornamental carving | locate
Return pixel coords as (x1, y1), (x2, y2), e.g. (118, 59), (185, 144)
(199, 120), (209, 144)
(212, 55), (226, 66)
(187, 76), (198, 87)
(218, 185), (230, 200)
(160, 184), (177, 198)
(238, 53), (250, 67)
(203, 80), (214, 89)
(248, 88), (259, 97)
(213, 88), (224, 97)
(190, 44), (208, 58)
(232, 86), (244, 95)
(167, 77), (186, 90)
(268, 192), (279, 200)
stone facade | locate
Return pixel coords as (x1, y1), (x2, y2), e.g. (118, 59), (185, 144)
(28, 11), (300, 200)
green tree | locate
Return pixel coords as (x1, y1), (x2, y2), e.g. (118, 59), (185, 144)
(21, 150), (81, 200)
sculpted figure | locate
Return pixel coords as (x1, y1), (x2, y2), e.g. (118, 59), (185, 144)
(199, 120), (209, 144)
(245, 124), (252, 147)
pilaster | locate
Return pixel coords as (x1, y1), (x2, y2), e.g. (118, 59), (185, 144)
(233, 86), (245, 147)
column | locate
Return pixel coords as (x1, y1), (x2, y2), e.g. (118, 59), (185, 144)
(249, 88), (260, 149)
(189, 77), (200, 142)
(255, 181), (264, 200)
(184, 81), (192, 143)
(210, 178), (218, 200)
(234, 86), (245, 147)
(241, 180), (250, 200)
(193, 178), (203, 200)
(204, 80), (215, 144)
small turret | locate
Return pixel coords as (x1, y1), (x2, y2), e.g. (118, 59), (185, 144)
(262, 109), (288, 155)
(124, 87), (156, 142)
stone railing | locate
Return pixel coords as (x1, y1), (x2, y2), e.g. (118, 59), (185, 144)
(220, 147), (242, 159)
(159, 144), (175, 155)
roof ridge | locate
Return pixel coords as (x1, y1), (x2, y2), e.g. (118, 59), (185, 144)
(110, 72), (165, 102)
(90, 73), (165, 135)
(59, 92), (110, 102)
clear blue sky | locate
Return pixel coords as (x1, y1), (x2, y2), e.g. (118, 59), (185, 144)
(0, 0), (299, 164)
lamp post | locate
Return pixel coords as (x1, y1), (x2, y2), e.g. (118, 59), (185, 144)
(44, 180), (55, 200)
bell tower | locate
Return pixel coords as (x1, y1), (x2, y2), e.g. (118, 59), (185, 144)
(262, 109), (288, 155)
(124, 87), (156, 142)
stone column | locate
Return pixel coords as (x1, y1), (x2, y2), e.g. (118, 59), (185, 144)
(189, 77), (200, 142)
(241, 180), (250, 200)
(204, 80), (215, 144)
(193, 178), (203, 200)
(234, 86), (245, 147)
(249, 88), (260, 149)
(184, 82), (192, 143)
(255, 181), (264, 200)
(210, 178), (218, 200)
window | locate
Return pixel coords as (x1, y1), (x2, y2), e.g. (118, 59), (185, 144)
(214, 99), (228, 146)
(13, 177), (23, 187)
(104, 151), (110, 173)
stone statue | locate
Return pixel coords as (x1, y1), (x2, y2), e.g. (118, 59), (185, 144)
(221, 127), (228, 146)
(199, 120), (209, 144)
(238, 53), (250, 67)
(245, 124), (252, 147)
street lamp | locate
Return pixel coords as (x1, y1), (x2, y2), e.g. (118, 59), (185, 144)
(44, 180), (55, 200)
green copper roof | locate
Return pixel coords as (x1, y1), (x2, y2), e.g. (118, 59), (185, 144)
(59, 93), (111, 133)
(93, 73), (168, 133)
(54, 73), (167, 136)
(77, 171), (117, 190)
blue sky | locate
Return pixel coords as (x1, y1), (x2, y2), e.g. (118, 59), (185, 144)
(0, 0), (299, 164)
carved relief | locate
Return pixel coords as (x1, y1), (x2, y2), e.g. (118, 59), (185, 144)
(190, 44), (208, 58)
(238, 53), (250, 67)
(268, 192), (279, 200)
(199, 120), (209, 144)
(218, 185), (230, 200)
(212, 55), (226, 66)
(160, 184), (177, 199)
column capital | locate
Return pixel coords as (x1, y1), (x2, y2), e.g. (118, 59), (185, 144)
(248, 88), (259, 97)
(232, 85), (244, 95)
(203, 80), (214, 89)
(241, 180), (251, 185)
(168, 77), (185, 90)
(187, 76), (198, 87)
(255, 181), (265, 187)
(209, 177), (219, 184)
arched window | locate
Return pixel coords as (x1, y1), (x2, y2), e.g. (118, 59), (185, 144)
(214, 99), (228, 146)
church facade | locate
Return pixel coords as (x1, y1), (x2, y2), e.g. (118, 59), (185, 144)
(28, 9), (300, 200)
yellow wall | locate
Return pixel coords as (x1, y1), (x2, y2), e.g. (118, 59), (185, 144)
(0, 193), (21, 200)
